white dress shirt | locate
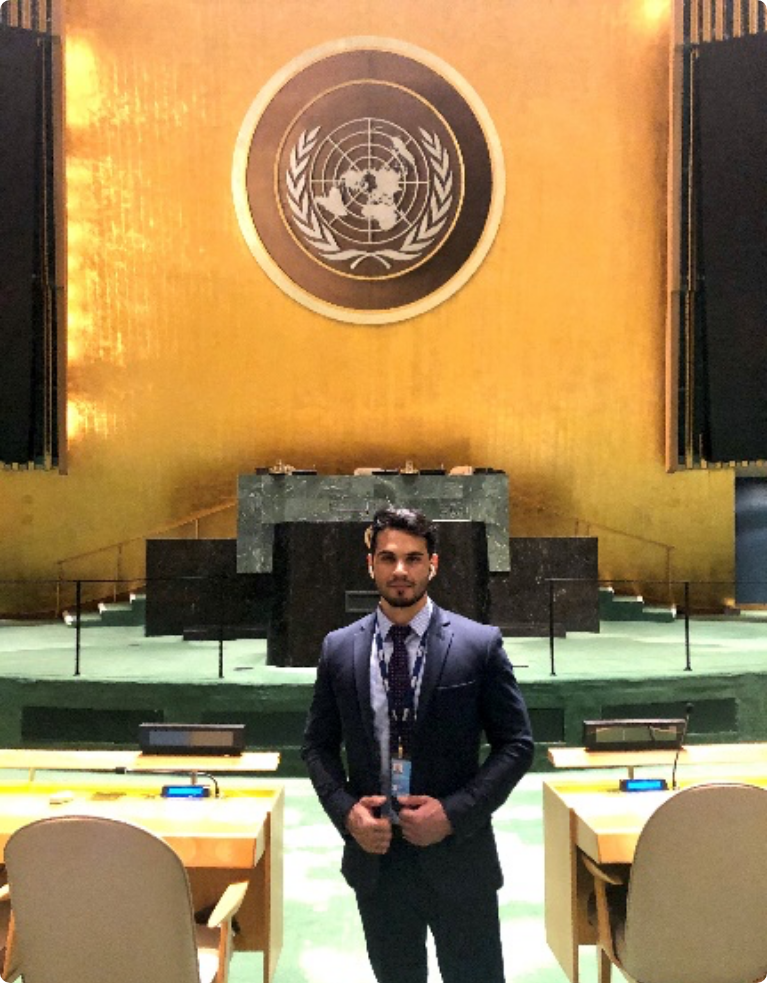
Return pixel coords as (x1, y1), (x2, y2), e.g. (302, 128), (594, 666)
(370, 597), (433, 809)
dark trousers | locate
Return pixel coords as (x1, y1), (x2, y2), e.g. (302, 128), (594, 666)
(355, 838), (505, 983)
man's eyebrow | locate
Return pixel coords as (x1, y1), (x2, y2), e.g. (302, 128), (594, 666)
(376, 548), (425, 558)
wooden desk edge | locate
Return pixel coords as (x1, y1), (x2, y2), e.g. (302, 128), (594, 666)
(0, 749), (280, 774)
(548, 742), (767, 769)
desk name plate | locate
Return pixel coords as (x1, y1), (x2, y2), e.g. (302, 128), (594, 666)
(583, 718), (686, 752)
(138, 723), (245, 756)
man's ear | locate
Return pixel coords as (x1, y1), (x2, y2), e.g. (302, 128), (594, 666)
(428, 553), (439, 579)
(367, 554), (375, 579)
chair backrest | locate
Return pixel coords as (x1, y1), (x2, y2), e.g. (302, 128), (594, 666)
(5, 814), (203, 983)
(621, 782), (767, 983)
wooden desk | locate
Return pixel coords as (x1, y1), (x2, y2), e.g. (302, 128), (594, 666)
(543, 772), (767, 983)
(548, 742), (767, 775)
(0, 754), (283, 983)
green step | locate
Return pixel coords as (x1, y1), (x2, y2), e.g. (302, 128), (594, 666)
(642, 605), (677, 623)
(97, 601), (140, 626)
(737, 609), (767, 621)
(63, 592), (146, 629)
(599, 588), (676, 623)
(62, 611), (103, 628)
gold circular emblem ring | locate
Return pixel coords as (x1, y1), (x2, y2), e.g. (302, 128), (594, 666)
(233, 37), (505, 325)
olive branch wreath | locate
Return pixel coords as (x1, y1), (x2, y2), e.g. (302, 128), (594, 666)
(285, 126), (453, 271)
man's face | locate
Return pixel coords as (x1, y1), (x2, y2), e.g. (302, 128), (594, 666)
(368, 528), (438, 613)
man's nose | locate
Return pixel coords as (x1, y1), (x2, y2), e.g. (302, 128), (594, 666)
(394, 558), (408, 575)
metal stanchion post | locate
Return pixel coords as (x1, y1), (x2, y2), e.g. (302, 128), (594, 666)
(74, 579), (82, 677)
(218, 577), (225, 680)
(549, 579), (557, 677)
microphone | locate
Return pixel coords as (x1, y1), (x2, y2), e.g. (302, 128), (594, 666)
(671, 702), (694, 790)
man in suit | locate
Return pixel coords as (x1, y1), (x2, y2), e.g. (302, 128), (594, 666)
(302, 507), (533, 983)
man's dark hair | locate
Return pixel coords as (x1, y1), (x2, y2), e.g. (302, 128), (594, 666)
(367, 507), (437, 556)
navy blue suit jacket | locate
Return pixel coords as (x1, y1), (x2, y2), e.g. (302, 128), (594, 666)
(302, 604), (534, 897)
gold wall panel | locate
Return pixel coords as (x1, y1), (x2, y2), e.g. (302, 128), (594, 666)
(0, 0), (733, 607)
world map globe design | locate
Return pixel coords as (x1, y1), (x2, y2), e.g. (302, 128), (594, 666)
(308, 118), (431, 246)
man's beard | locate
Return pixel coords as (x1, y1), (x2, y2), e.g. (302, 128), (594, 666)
(379, 582), (429, 609)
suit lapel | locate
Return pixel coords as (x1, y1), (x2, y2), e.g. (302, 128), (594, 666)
(353, 614), (377, 754)
(415, 604), (453, 736)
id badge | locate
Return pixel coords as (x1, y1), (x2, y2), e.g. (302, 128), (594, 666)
(390, 757), (412, 799)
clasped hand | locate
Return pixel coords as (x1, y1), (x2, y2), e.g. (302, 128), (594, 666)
(346, 796), (391, 854)
(397, 794), (452, 846)
(346, 794), (453, 853)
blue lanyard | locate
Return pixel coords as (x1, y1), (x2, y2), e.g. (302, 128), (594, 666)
(374, 617), (427, 728)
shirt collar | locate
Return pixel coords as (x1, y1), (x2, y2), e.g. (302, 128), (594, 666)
(376, 596), (433, 641)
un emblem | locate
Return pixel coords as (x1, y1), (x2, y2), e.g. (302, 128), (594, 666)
(233, 38), (504, 324)
(285, 118), (456, 275)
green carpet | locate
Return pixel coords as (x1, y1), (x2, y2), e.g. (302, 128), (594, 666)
(0, 616), (764, 682)
(233, 773), (595, 983)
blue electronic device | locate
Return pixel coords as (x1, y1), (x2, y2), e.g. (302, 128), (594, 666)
(619, 777), (669, 792)
(161, 785), (211, 799)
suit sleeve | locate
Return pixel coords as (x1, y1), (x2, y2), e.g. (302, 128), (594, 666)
(440, 629), (534, 842)
(301, 636), (358, 838)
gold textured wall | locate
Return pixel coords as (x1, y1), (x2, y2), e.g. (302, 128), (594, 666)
(0, 0), (733, 608)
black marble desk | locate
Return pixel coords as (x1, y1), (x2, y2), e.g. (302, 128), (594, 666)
(267, 521), (490, 667)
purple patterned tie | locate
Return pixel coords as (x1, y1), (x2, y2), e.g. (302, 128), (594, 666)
(388, 624), (412, 758)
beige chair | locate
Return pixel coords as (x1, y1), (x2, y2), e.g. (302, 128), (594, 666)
(1, 814), (248, 983)
(0, 873), (9, 978)
(585, 783), (767, 983)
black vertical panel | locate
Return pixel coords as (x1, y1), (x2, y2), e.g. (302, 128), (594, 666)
(144, 538), (273, 637)
(735, 477), (767, 604)
(0, 26), (42, 462)
(696, 31), (767, 461)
